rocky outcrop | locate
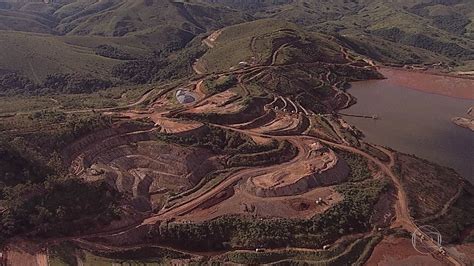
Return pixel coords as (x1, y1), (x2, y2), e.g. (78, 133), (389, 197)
(452, 117), (474, 132)
(246, 153), (350, 198)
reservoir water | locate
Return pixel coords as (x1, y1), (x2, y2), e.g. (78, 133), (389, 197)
(345, 68), (474, 183)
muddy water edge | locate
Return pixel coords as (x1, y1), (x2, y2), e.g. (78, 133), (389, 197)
(344, 68), (474, 183)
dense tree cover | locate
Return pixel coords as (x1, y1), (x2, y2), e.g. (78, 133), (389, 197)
(42, 73), (113, 94)
(0, 178), (120, 244)
(430, 187), (474, 243)
(0, 113), (112, 181)
(149, 179), (389, 251)
(0, 114), (119, 245)
(21, 112), (113, 154)
(0, 73), (38, 95)
(0, 141), (51, 188)
(155, 125), (297, 167)
(337, 150), (372, 182)
(410, 3), (471, 35)
(0, 73), (113, 95)
(112, 53), (168, 84)
(372, 28), (473, 59)
(432, 15), (470, 35)
(155, 125), (269, 154)
(95, 45), (135, 60)
(204, 75), (238, 95)
(112, 38), (207, 84)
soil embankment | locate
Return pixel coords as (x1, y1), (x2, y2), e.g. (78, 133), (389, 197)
(379, 67), (474, 100)
(366, 236), (442, 265)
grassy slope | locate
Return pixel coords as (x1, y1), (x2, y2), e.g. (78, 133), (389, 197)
(200, 19), (343, 73)
(1, 0), (471, 83)
(52, 0), (248, 36)
(197, 0), (474, 67)
(0, 31), (121, 82)
(200, 19), (296, 72)
(0, 0), (250, 82)
(0, 9), (55, 34)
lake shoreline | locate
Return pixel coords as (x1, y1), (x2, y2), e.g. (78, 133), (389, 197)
(377, 67), (474, 100)
(380, 65), (474, 80)
(345, 74), (474, 182)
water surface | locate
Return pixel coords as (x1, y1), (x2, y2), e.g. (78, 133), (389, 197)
(345, 71), (474, 182)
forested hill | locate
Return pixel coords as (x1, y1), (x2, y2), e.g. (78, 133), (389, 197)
(198, 0), (474, 66)
(0, 0), (472, 95)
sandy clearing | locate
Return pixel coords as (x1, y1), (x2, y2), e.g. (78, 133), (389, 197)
(203, 29), (223, 48)
(187, 90), (241, 114)
(252, 113), (300, 133)
(451, 243), (474, 263)
(250, 135), (273, 145)
(366, 236), (442, 266)
(177, 184), (342, 222)
(4, 243), (48, 266)
(151, 116), (203, 134)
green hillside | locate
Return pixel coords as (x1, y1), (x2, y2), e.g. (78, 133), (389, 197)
(199, 19), (345, 73)
(0, 0), (472, 93)
(0, 31), (121, 83)
(54, 0), (249, 36)
(0, 0), (251, 88)
(197, 0), (474, 67)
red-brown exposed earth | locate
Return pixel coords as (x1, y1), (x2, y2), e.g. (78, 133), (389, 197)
(379, 67), (474, 100)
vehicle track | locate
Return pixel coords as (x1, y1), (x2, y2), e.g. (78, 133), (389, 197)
(59, 33), (465, 265)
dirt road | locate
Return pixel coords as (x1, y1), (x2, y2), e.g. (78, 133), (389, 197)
(60, 31), (466, 265)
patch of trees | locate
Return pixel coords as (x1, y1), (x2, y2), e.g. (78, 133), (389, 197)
(432, 15), (470, 35)
(225, 234), (381, 265)
(113, 20), (137, 37)
(42, 73), (113, 94)
(0, 141), (51, 188)
(24, 112), (113, 155)
(111, 53), (168, 84)
(155, 125), (273, 155)
(0, 73), (38, 95)
(95, 44), (135, 60)
(0, 178), (120, 244)
(149, 179), (388, 251)
(336, 149), (372, 182)
(0, 72), (114, 95)
(1, 113), (112, 183)
(0, 2), (11, 9)
(0, 114), (119, 245)
(112, 39), (207, 84)
(409, 1), (469, 35)
(429, 187), (474, 243)
(204, 75), (238, 95)
(335, 34), (383, 62)
(1, 36), (208, 95)
(296, 93), (328, 114)
(155, 125), (298, 167)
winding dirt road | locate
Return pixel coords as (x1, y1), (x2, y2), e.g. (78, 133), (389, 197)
(60, 29), (466, 265)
